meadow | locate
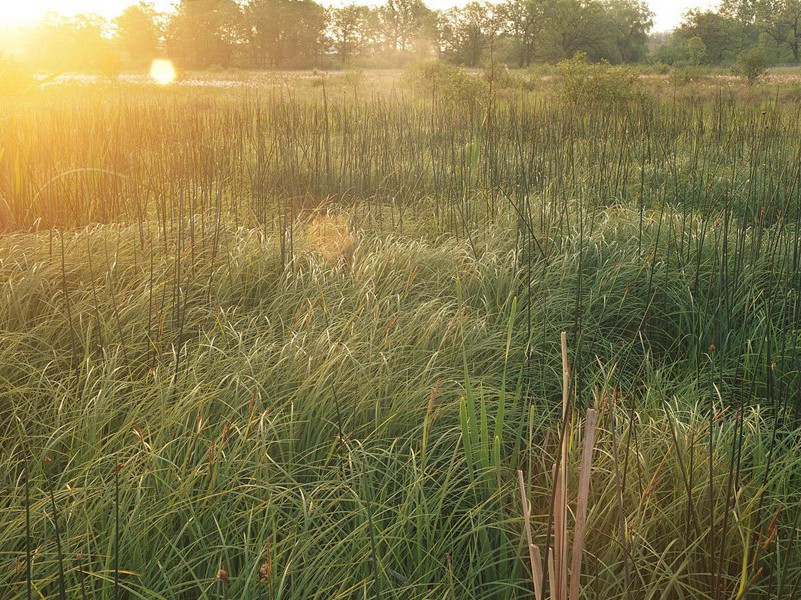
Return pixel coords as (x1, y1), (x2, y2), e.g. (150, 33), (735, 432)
(2, 67), (801, 598)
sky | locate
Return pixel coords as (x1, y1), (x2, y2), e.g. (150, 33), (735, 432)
(0, 0), (720, 33)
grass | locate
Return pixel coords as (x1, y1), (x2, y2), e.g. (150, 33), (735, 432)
(1, 71), (801, 598)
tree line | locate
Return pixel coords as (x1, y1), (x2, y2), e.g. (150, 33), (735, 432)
(9, 0), (653, 72)
(656, 0), (801, 67)
(5, 0), (801, 74)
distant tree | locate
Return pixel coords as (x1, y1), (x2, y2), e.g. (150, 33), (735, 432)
(652, 33), (708, 66)
(30, 14), (118, 73)
(606, 0), (653, 63)
(439, 2), (501, 66)
(754, 0), (801, 62)
(378, 0), (433, 53)
(539, 0), (616, 62)
(114, 2), (161, 65)
(497, 0), (546, 67)
(331, 5), (373, 62)
(245, 0), (327, 68)
(685, 36), (708, 65)
(720, 0), (759, 23)
(167, 0), (243, 69)
(674, 9), (755, 64)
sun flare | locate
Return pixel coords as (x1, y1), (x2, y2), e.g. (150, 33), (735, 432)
(149, 59), (176, 85)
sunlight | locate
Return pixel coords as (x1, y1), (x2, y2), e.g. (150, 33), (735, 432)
(149, 59), (176, 85)
(0, 6), (39, 27)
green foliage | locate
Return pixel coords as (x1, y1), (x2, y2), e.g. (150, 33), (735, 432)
(4, 74), (801, 599)
(555, 52), (640, 105)
(674, 9), (757, 64)
(685, 36), (708, 66)
(735, 45), (769, 84)
(403, 59), (489, 108)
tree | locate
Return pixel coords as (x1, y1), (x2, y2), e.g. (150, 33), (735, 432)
(438, 2), (501, 66)
(379, 0), (432, 53)
(498, 0), (546, 67)
(721, 0), (759, 23)
(330, 5), (373, 62)
(537, 0), (613, 62)
(114, 2), (161, 66)
(167, 0), (243, 69)
(606, 0), (653, 63)
(755, 0), (801, 62)
(652, 34), (707, 66)
(245, 0), (327, 68)
(30, 14), (118, 74)
(674, 9), (754, 64)
(685, 36), (708, 65)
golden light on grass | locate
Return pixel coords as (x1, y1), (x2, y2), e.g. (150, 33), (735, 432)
(308, 214), (356, 265)
(149, 59), (176, 85)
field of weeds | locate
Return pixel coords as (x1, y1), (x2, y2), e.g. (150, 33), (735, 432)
(2, 71), (801, 598)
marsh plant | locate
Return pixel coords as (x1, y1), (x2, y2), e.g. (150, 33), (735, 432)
(2, 70), (801, 598)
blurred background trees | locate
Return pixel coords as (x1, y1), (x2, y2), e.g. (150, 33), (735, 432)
(0, 0), (800, 74)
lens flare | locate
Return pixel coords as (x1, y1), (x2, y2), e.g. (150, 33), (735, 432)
(149, 59), (176, 85)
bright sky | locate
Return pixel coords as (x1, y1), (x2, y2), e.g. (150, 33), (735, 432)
(0, 0), (720, 32)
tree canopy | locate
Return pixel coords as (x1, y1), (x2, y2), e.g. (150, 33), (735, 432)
(6, 0), (798, 72)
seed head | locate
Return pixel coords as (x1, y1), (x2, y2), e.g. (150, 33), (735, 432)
(258, 561), (272, 584)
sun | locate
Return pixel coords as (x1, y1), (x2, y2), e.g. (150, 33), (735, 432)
(150, 59), (176, 85)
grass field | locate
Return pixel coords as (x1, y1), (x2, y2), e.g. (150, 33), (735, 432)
(3, 69), (801, 598)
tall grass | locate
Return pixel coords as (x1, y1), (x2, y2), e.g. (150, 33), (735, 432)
(1, 74), (801, 597)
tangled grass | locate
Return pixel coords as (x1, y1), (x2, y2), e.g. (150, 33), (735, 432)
(2, 75), (801, 598)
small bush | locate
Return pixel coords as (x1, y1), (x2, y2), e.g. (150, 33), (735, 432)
(403, 59), (489, 109)
(556, 52), (639, 105)
(734, 47), (768, 86)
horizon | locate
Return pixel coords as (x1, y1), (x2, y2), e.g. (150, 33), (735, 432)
(0, 0), (721, 33)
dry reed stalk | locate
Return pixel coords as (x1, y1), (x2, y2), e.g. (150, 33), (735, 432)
(569, 409), (598, 600)
(559, 331), (571, 600)
(518, 469), (543, 600)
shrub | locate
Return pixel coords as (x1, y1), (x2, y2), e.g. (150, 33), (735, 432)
(556, 52), (639, 105)
(734, 46), (768, 86)
(403, 59), (489, 109)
